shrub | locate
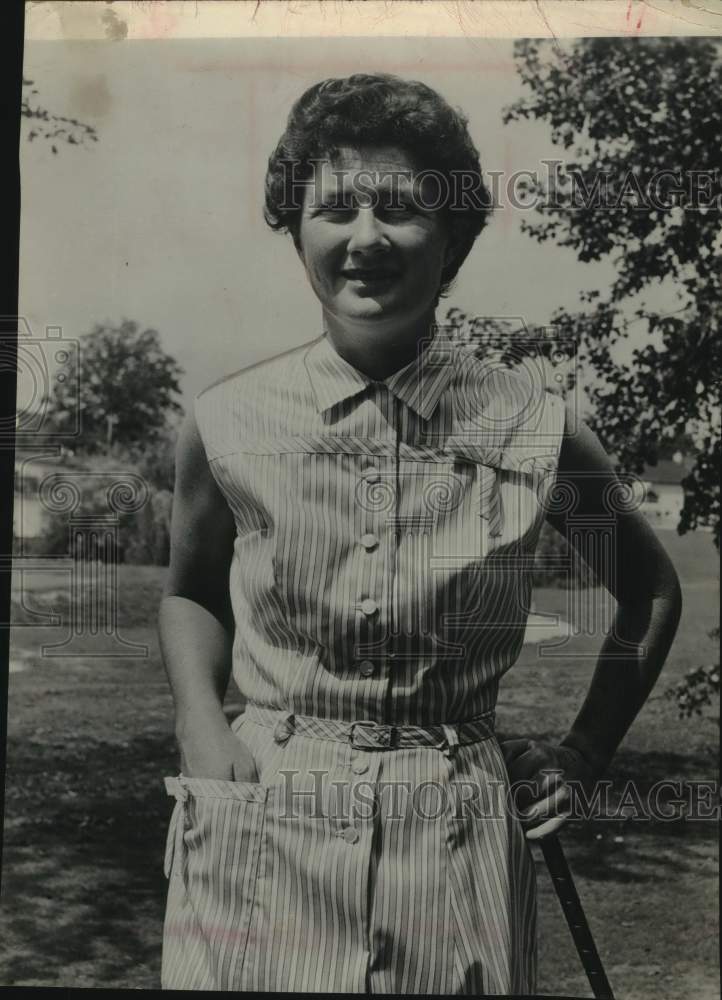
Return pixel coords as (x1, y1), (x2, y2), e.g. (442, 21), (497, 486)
(666, 628), (720, 722)
(15, 444), (175, 566)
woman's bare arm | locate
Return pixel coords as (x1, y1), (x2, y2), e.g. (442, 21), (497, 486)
(158, 406), (258, 781)
(502, 401), (683, 838)
(546, 401), (683, 776)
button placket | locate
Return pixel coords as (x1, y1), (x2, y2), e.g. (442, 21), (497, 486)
(354, 453), (394, 681)
(336, 746), (381, 845)
(355, 598), (379, 672)
(356, 590), (381, 675)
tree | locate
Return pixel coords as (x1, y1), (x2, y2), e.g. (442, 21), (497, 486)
(42, 320), (184, 456)
(32, 324), (182, 566)
(503, 37), (721, 549)
(442, 308), (578, 397)
(503, 37), (720, 719)
(21, 77), (98, 153)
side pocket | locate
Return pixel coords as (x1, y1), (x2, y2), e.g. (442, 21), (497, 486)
(163, 790), (184, 879)
(162, 774), (268, 989)
(486, 739), (532, 851)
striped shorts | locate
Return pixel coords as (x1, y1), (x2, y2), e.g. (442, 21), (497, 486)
(160, 705), (536, 993)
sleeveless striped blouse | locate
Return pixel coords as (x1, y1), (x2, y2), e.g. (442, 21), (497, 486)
(162, 326), (566, 995)
(193, 326), (565, 725)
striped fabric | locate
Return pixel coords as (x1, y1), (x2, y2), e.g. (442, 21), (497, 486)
(161, 326), (565, 994)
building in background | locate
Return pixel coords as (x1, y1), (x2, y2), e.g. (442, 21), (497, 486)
(637, 452), (696, 531)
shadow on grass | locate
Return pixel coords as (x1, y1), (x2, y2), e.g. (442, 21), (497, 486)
(1, 731), (177, 987)
(2, 726), (717, 984)
(501, 729), (718, 885)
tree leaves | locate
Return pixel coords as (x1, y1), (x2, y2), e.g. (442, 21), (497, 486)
(21, 77), (98, 150)
(504, 37), (721, 549)
(41, 320), (184, 457)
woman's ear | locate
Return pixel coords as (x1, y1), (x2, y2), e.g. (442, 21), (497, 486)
(442, 227), (460, 269)
(442, 238), (459, 273)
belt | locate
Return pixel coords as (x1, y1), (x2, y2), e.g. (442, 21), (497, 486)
(242, 704), (496, 755)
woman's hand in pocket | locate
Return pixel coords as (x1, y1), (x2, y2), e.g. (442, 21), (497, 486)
(177, 713), (259, 783)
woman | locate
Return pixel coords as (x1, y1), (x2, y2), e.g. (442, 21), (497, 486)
(158, 74), (682, 994)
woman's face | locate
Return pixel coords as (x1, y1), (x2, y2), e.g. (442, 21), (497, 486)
(296, 145), (453, 334)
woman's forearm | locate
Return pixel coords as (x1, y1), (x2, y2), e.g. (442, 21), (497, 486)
(561, 584), (682, 776)
(158, 594), (234, 738)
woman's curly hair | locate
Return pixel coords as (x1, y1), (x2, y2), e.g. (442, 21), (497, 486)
(264, 73), (491, 300)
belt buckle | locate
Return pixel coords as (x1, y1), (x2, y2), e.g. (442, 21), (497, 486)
(348, 719), (393, 750)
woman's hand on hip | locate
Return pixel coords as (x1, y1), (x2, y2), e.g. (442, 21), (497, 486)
(499, 737), (594, 841)
(178, 715), (260, 783)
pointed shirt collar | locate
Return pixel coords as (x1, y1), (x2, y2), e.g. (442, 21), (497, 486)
(304, 326), (459, 421)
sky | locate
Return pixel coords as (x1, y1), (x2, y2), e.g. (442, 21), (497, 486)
(19, 35), (674, 415)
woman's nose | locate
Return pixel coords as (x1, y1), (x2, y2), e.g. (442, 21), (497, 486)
(347, 207), (388, 254)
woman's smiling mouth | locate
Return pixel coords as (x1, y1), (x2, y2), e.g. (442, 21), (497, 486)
(340, 267), (399, 284)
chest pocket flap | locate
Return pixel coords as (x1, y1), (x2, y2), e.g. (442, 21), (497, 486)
(442, 436), (558, 538)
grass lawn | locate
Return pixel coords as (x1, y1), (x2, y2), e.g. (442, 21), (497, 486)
(1, 529), (718, 995)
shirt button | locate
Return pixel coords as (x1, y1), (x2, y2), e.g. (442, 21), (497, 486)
(342, 827), (360, 844)
(361, 466), (380, 484)
(360, 598), (378, 617)
(351, 757), (369, 775)
(360, 532), (379, 551)
(358, 659), (376, 676)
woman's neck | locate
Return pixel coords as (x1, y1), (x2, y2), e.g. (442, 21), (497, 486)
(322, 309), (438, 380)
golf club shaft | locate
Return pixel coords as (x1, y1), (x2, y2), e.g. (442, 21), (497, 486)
(539, 834), (615, 1000)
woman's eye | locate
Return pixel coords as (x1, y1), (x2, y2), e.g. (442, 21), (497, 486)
(314, 206), (353, 221)
(312, 200), (417, 220)
(318, 203), (353, 214)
